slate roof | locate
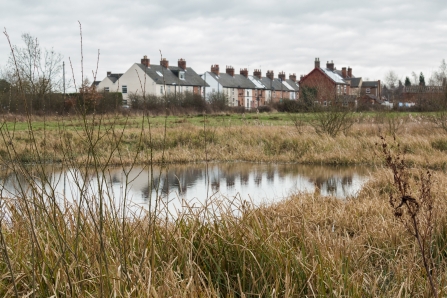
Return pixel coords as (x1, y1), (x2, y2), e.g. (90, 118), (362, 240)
(320, 68), (348, 84)
(362, 81), (379, 87)
(285, 79), (299, 91)
(348, 77), (362, 88)
(260, 77), (285, 91)
(137, 64), (209, 87)
(204, 72), (256, 89)
(107, 74), (123, 83)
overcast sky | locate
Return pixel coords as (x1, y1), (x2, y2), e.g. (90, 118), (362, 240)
(1, 0), (447, 90)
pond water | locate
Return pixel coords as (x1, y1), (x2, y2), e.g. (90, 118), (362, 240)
(0, 163), (373, 213)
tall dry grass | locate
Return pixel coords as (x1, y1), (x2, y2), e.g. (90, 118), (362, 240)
(2, 26), (447, 297)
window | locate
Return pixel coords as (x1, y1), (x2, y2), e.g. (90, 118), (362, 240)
(247, 91), (249, 96)
(122, 85), (127, 94)
(323, 101), (327, 106)
(366, 88), (370, 94)
(185, 86), (189, 91)
(179, 71), (185, 80)
(104, 87), (109, 92)
(343, 101), (348, 107)
(160, 86), (163, 94)
(156, 71), (163, 77)
(343, 85), (346, 94)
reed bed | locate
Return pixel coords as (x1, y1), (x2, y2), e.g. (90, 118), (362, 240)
(1, 113), (447, 168)
(0, 167), (446, 297)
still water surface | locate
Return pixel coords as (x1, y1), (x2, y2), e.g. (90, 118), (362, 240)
(1, 163), (373, 212)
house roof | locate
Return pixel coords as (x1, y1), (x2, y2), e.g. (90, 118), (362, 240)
(248, 76), (267, 89)
(320, 68), (347, 84)
(137, 64), (209, 87)
(107, 74), (123, 83)
(285, 79), (299, 91)
(362, 81), (379, 87)
(204, 72), (255, 89)
(260, 77), (285, 91)
(348, 77), (362, 88)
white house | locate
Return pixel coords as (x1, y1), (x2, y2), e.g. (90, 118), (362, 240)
(95, 56), (208, 105)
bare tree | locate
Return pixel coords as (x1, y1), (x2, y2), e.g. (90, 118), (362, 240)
(384, 70), (399, 89)
(3, 33), (63, 96)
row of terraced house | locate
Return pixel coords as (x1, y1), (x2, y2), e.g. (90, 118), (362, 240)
(94, 55), (388, 108)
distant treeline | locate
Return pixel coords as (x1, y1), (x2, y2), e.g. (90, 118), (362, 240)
(0, 90), (123, 115)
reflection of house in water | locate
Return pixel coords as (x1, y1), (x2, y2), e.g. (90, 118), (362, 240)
(226, 173), (235, 188)
(254, 172), (262, 186)
(266, 168), (275, 182)
(240, 172), (249, 185)
(311, 174), (355, 196)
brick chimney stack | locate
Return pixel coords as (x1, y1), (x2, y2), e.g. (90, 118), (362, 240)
(342, 67), (347, 78)
(266, 70), (274, 80)
(278, 71), (286, 81)
(107, 71), (111, 77)
(348, 67), (352, 78)
(253, 69), (262, 78)
(240, 68), (248, 78)
(289, 73), (297, 82)
(160, 58), (169, 68)
(225, 66), (235, 77)
(141, 55), (150, 67)
(314, 57), (320, 69)
(178, 58), (186, 70)
(327, 60), (334, 71)
(211, 64), (220, 76)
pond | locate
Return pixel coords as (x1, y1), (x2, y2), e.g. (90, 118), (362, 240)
(0, 163), (373, 214)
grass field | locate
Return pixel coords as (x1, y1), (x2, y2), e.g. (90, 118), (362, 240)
(1, 110), (447, 297)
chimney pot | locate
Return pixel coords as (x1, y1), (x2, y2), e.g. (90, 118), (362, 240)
(141, 56), (150, 67)
(289, 73), (297, 82)
(253, 69), (262, 78)
(314, 57), (320, 69)
(211, 64), (220, 76)
(266, 70), (274, 80)
(240, 68), (248, 78)
(327, 60), (334, 71)
(107, 71), (111, 76)
(226, 65), (235, 77)
(342, 67), (347, 78)
(278, 71), (286, 81)
(160, 58), (169, 68)
(348, 67), (352, 78)
(178, 58), (186, 70)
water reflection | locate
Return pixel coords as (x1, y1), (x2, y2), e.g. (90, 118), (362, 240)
(0, 163), (372, 211)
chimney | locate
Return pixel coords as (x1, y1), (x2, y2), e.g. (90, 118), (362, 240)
(300, 74), (304, 81)
(225, 66), (235, 77)
(327, 60), (334, 71)
(240, 68), (248, 78)
(253, 69), (262, 78)
(107, 71), (111, 77)
(178, 58), (186, 70)
(314, 57), (320, 69)
(342, 67), (347, 78)
(160, 58), (169, 68)
(141, 55), (150, 67)
(278, 71), (286, 81)
(289, 73), (296, 82)
(266, 70), (274, 80)
(348, 67), (352, 78)
(211, 64), (220, 76)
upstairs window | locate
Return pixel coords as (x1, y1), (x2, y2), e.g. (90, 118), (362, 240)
(179, 71), (185, 80)
(104, 87), (109, 92)
(366, 88), (370, 94)
(160, 86), (163, 94)
(122, 85), (127, 94)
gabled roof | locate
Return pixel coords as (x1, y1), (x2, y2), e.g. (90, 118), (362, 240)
(260, 77), (285, 91)
(205, 72), (256, 89)
(348, 77), (362, 88)
(137, 64), (209, 87)
(320, 68), (347, 84)
(362, 81), (379, 87)
(285, 79), (299, 91)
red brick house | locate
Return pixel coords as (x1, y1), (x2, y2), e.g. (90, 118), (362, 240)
(299, 58), (351, 106)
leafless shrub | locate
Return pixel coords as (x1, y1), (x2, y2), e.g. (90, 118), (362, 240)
(379, 136), (438, 297)
(311, 105), (355, 137)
